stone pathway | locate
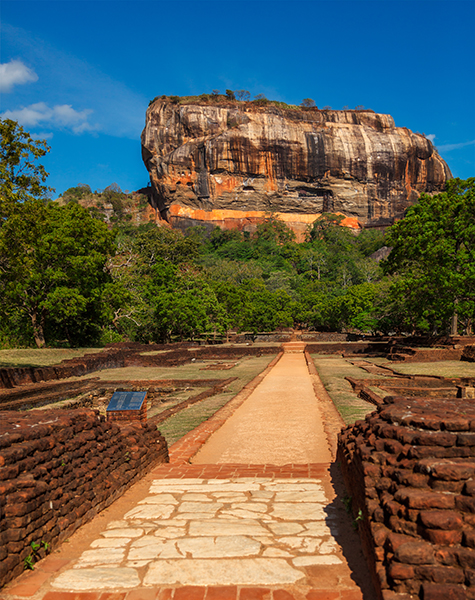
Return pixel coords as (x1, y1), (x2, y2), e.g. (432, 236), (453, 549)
(1, 347), (374, 600)
(193, 349), (331, 465)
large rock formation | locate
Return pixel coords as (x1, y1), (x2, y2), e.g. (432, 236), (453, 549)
(141, 99), (451, 238)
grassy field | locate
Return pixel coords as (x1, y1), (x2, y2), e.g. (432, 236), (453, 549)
(92, 355), (274, 382)
(376, 359), (475, 378)
(155, 355), (276, 446)
(311, 355), (383, 425)
(311, 355), (475, 425)
(0, 348), (103, 368)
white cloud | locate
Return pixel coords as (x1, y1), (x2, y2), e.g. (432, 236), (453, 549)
(426, 134), (436, 142)
(1, 102), (96, 134)
(438, 139), (475, 152)
(0, 59), (38, 92)
(31, 131), (54, 140)
(2, 23), (147, 139)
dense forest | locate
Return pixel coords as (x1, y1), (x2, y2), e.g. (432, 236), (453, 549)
(1, 118), (474, 348)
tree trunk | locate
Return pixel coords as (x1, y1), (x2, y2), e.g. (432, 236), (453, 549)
(30, 309), (46, 348)
(450, 298), (459, 336)
(466, 317), (473, 336)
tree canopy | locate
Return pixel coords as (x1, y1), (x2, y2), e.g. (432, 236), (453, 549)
(384, 178), (475, 335)
(0, 119), (54, 224)
(1, 119), (473, 346)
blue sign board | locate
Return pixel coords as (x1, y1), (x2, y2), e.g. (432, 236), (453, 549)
(107, 391), (147, 412)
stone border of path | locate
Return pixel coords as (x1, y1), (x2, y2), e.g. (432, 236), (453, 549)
(305, 351), (346, 460)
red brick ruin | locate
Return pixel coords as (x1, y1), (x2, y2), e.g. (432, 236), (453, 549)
(1, 337), (475, 596)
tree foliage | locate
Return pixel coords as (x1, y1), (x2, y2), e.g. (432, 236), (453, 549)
(0, 201), (115, 347)
(384, 178), (475, 334)
(0, 118), (53, 219)
(3, 119), (472, 345)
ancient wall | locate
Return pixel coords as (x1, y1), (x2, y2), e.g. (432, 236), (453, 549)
(463, 346), (475, 362)
(0, 348), (127, 390)
(0, 409), (168, 588)
(338, 396), (475, 600)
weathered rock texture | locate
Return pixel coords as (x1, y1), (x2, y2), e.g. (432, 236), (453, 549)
(141, 100), (452, 238)
(338, 396), (475, 600)
(0, 409), (168, 588)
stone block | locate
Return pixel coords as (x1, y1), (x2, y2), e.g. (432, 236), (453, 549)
(419, 511), (463, 530)
(455, 548), (475, 569)
(395, 488), (455, 510)
(389, 516), (417, 536)
(434, 548), (458, 566)
(421, 583), (467, 600)
(464, 531), (475, 548)
(415, 432), (457, 447)
(388, 563), (415, 580)
(416, 566), (464, 584)
(386, 533), (415, 552)
(455, 495), (475, 512)
(424, 529), (462, 546)
(430, 480), (464, 493)
(394, 541), (435, 565)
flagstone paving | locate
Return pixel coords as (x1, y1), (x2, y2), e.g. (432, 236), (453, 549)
(50, 477), (343, 591)
(1, 347), (374, 600)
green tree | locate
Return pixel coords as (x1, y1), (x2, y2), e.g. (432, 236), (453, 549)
(384, 178), (475, 335)
(235, 90), (251, 102)
(0, 119), (53, 219)
(0, 201), (115, 347)
(337, 283), (379, 332)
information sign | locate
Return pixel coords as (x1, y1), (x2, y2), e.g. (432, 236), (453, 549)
(106, 391), (147, 412)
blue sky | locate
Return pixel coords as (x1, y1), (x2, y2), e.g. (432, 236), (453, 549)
(1, 0), (474, 197)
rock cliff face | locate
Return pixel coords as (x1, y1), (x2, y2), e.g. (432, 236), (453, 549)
(141, 100), (451, 238)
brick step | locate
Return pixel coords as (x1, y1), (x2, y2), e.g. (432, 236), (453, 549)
(282, 342), (307, 353)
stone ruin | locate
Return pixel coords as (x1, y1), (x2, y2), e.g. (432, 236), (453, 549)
(338, 396), (475, 600)
(1, 337), (475, 596)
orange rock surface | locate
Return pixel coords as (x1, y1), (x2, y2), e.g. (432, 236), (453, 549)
(141, 99), (451, 236)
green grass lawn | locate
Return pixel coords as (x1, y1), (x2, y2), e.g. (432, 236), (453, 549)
(379, 360), (475, 378)
(0, 348), (103, 368)
(156, 355), (275, 446)
(311, 355), (381, 425)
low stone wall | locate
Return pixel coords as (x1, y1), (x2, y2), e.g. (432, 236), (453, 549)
(0, 348), (127, 390)
(338, 396), (475, 600)
(0, 408), (168, 588)
(463, 346), (475, 362)
(388, 347), (464, 363)
(0, 345), (278, 392)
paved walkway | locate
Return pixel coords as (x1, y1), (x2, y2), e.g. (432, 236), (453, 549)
(193, 350), (331, 465)
(1, 346), (373, 600)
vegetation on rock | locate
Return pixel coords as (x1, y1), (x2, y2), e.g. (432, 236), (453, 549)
(0, 119), (473, 347)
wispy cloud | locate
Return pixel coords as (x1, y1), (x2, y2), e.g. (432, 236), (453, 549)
(1, 23), (147, 139)
(438, 140), (475, 152)
(0, 59), (38, 92)
(31, 131), (54, 140)
(1, 102), (96, 134)
(426, 134), (436, 142)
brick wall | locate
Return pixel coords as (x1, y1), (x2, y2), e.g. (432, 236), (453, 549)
(0, 348), (127, 390)
(338, 396), (475, 600)
(463, 346), (475, 362)
(0, 408), (168, 588)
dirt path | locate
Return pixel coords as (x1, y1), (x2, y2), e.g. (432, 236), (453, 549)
(193, 350), (332, 465)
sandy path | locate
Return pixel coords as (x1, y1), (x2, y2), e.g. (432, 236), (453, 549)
(192, 351), (332, 464)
